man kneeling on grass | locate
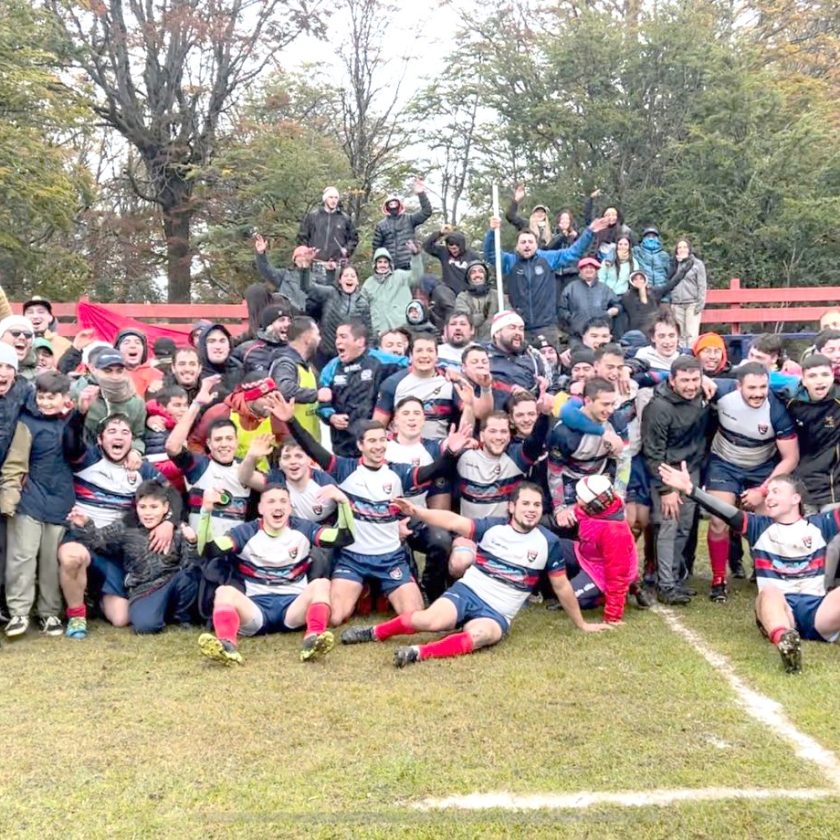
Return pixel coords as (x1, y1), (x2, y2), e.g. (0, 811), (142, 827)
(197, 482), (355, 665)
(659, 461), (840, 673)
(341, 482), (611, 667)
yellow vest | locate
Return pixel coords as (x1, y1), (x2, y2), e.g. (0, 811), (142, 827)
(294, 363), (321, 443)
(230, 413), (273, 472)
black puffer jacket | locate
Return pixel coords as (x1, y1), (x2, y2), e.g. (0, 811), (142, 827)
(196, 323), (243, 395)
(232, 329), (287, 376)
(371, 193), (433, 270)
(642, 381), (711, 493)
(297, 207), (358, 261)
(301, 272), (372, 357)
(0, 377), (32, 465)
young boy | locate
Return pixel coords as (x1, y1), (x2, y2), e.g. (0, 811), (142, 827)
(1, 371), (75, 637)
(145, 384), (190, 492)
(197, 482), (355, 665)
(66, 479), (199, 634)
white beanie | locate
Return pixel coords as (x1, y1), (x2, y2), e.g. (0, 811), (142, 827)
(322, 186), (339, 201)
(490, 310), (525, 339)
(0, 315), (34, 337)
(0, 342), (19, 371)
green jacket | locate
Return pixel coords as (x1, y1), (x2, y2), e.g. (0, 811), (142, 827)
(360, 248), (423, 336)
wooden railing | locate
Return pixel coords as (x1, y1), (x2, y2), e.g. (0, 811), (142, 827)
(9, 279), (840, 337)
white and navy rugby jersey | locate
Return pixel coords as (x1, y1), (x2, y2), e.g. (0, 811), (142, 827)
(461, 517), (565, 623)
(173, 450), (250, 535)
(547, 419), (616, 511)
(745, 509), (840, 598)
(456, 446), (533, 519)
(385, 438), (444, 507)
(225, 516), (326, 598)
(328, 456), (422, 557)
(376, 369), (454, 440)
(72, 448), (165, 528)
(266, 467), (338, 522)
(711, 381), (796, 468)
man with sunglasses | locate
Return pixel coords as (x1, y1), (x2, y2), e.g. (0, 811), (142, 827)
(0, 315), (36, 381)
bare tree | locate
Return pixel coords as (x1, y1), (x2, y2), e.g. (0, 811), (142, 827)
(47, 0), (322, 301)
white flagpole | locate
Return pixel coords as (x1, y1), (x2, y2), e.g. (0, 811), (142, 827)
(492, 183), (505, 312)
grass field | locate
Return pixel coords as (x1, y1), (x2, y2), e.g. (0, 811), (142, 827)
(3, 549), (840, 838)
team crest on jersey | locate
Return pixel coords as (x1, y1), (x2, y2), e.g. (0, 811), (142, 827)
(827, 417), (836, 429)
(803, 536), (812, 550)
(412, 458), (420, 467)
(289, 547), (298, 559)
(383, 482), (393, 493)
(389, 566), (404, 580)
(527, 549), (538, 561)
(313, 504), (323, 516)
(361, 369), (373, 381)
(758, 424), (768, 434)
(493, 464), (502, 476)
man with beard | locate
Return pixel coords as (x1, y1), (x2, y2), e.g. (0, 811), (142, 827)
(166, 376), (264, 536)
(436, 312), (476, 370)
(297, 186), (359, 265)
(163, 347), (202, 403)
(453, 261), (500, 342)
(339, 483), (609, 667)
(485, 311), (549, 410)
(58, 413), (182, 638)
(114, 329), (163, 397)
(234, 301), (293, 376)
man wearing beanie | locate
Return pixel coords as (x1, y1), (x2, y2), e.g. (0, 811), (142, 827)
(0, 315), (37, 381)
(486, 310), (549, 410)
(296, 186), (358, 267)
(233, 299), (292, 375)
(693, 333), (731, 377)
(115, 328), (163, 397)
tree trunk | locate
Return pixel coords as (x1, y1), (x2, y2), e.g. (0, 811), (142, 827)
(162, 203), (192, 302)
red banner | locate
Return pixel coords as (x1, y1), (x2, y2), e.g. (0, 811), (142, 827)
(77, 300), (194, 348)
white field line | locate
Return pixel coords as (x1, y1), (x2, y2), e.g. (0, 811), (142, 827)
(654, 605), (840, 791)
(413, 787), (834, 811)
(413, 605), (840, 813)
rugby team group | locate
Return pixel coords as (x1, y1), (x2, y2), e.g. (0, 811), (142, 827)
(1, 182), (838, 674)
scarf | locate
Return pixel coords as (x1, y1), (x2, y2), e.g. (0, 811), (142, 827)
(96, 373), (135, 404)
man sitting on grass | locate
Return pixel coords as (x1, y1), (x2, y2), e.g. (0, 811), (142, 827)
(340, 482), (611, 668)
(196, 482), (355, 665)
(658, 461), (840, 673)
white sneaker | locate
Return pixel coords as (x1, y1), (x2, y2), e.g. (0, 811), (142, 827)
(5, 615), (30, 637)
(40, 616), (63, 636)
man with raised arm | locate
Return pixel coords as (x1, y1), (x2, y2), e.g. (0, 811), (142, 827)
(659, 461), (840, 673)
(340, 483), (610, 667)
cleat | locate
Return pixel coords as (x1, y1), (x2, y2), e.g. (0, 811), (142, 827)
(657, 589), (691, 606)
(393, 646), (420, 668)
(5, 615), (30, 638)
(40, 616), (64, 636)
(340, 625), (376, 645)
(709, 583), (728, 603)
(65, 617), (87, 640)
(300, 631), (335, 662)
(198, 633), (243, 666)
(730, 561), (746, 579)
(630, 584), (654, 609)
(777, 629), (801, 674)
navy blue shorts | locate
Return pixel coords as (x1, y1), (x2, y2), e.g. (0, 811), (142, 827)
(784, 594), (837, 643)
(332, 548), (415, 595)
(705, 455), (774, 495)
(626, 454), (652, 507)
(441, 581), (510, 633)
(244, 593), (298, 636)
(569, 568), (604, 611)
(89, 552), (127, 599)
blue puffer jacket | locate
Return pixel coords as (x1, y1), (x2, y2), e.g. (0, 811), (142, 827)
(484, 227), (594, 331)
(16, 400), (75, 525)
(633, 238), (671, 289)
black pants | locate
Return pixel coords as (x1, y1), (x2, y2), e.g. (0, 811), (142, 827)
(130, 568), (200, 634)
(408, 519), (453, 604)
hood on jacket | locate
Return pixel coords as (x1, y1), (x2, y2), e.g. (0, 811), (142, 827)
(465, 259), (491, 293)
(406, 299), (431, 328)
(115, 328), (149, 364)
(382, 196), (405, 215)
(444, 231), (467, 255)
(197, 322), (233, 368)
(144, 400), (177, 430)
(372, 247), (394, 275)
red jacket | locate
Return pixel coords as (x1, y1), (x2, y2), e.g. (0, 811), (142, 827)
(573, 497), (636, 623)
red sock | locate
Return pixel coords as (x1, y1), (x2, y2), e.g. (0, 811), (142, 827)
(213, 605), (240, 643)
(306, 602), (331, 635)
(373, 612), (417, 641)
(769, 626), (789, 646)
(66, 604), (86, 619)
(708, 530), (729, 586)
(418, 631), (475, 661)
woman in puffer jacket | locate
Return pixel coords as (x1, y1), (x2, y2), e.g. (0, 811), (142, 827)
(632, 227), (671, 289)
(667, 239), (707, 347)
(302, 264), (372, 368)
(598, 236), (640, 296)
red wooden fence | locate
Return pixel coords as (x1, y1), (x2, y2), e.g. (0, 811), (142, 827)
(9, 278), (840, 337)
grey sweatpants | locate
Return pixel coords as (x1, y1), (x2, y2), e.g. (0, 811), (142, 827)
(5, 514), (64, 618)
(652, 473), (699, 592)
